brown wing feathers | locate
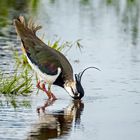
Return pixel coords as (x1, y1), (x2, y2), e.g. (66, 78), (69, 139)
(14, 16), (74, 81)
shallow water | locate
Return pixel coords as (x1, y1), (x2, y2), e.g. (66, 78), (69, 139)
(0, 0), (140, 140)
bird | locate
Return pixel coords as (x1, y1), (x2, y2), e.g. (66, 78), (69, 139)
(14, 16), (100, 100)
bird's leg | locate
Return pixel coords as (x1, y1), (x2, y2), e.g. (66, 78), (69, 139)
(48, 84), (57, 100)
(36, 81), (57, 100)
(36, 80), (41, 89)
(36, 84), (57, 113)
(41, 83), (52, 99)
(36, 80), (51, 99)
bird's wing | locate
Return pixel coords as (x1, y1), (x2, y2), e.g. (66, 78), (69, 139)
(26, 45), (62, 75)
(14, 16), (73, 79)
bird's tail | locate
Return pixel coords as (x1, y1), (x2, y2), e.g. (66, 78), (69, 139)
(14, 16), (42, 40)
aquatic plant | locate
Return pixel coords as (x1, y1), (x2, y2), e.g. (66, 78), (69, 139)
(13, 50), (31, 69)
(0, 69), (32, 96)
(0, 65), (32, 108)
(48, 39), (83, 52)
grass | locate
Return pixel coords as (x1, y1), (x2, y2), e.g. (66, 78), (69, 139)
(0, 67), (32, 108)
(48, 39), (83, 52)
(13, 50), (31, 69)
(0, 69), (32, 96)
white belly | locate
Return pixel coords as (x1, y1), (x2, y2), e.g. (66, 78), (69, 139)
(26, 55), (61, 84)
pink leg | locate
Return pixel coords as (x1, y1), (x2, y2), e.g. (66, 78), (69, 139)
(36, 81), (57, 100)
(36, 81), (40, 88)
(41, 83), (52, 99)
(51, 92), (57, 100)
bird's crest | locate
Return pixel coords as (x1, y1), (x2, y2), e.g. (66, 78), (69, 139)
(75, 66), (101, 83)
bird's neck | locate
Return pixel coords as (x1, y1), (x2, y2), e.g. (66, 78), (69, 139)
(63, 71), (74, 81)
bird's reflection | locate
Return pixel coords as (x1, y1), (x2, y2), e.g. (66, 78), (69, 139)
(27, 100), (84, 140)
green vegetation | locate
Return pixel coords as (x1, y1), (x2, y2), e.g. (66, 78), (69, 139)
(0, 69), (32, 96)
(0, 49), (32, 108)
(48, 39), (83, 52)
(0, 65), (32, 108)
(13, 50), (31, 69)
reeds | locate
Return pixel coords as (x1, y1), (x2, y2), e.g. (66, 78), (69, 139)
(48, 39), (83, 52)
(0, 69), (32, 96)
(0, 65), (32, 108)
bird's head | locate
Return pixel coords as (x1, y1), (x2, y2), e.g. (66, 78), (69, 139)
(64, 67), (100, 100)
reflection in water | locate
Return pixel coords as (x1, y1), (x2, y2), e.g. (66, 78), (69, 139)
(27, 100), (84, 140)
(120, 0), (140, 45)
(0, 0), (140, 140)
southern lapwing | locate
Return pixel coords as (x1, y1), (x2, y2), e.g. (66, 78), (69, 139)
(14, 16), (100, 100)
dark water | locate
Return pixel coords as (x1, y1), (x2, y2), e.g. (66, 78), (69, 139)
(0, 0), (140, 140)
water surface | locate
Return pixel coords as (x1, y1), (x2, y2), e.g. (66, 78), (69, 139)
(0, 0), (140, 140)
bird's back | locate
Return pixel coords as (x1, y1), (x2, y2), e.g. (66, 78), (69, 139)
(14, 16), (73, 82)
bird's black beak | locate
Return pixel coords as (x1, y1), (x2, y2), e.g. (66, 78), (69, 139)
(74, 66), (101, 99)
(74, 73), (84, 99)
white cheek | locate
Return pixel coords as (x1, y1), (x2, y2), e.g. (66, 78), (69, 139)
(65, 86), (74, 97)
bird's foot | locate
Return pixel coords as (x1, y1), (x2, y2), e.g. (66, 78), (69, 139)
(44, 91), (57, 100)
(41, 83), (57, 100)
(49, 92), (57, 100)
(45, 91), (52, 100)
